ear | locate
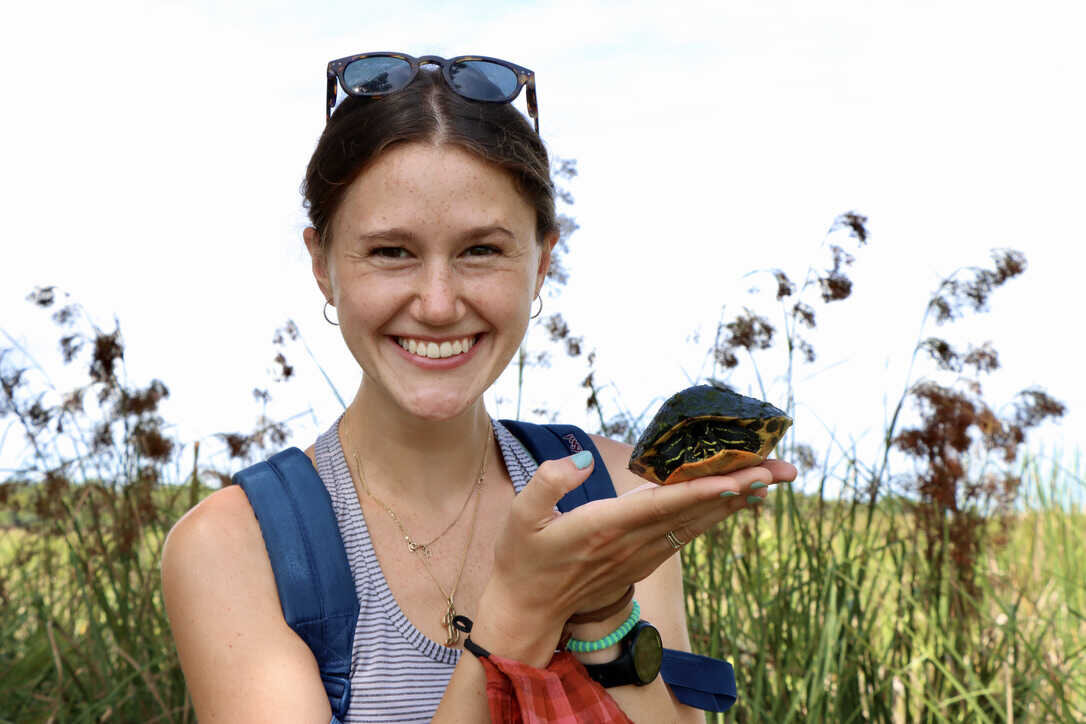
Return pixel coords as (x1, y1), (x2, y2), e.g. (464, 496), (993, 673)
(534, 230), (559, 297)
(303, 227), (334, 303)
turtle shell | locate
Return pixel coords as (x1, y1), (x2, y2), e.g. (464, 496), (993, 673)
(628, 384), (792, 485)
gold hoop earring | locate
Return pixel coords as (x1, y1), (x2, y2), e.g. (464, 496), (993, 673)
(530, 295), (543, 320)
(323, 300), (339, 326)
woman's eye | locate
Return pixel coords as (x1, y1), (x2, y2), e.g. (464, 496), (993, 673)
(466, 245), (500, 257)
(372, 246), (410, 259)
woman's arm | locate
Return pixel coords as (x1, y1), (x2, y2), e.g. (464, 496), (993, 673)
(570, 435), (710, 723)
(161, 486), (332, 723)
(565, 552), (702, 724)
(437, 443), (795, 724)
(431, 585), (567, 723)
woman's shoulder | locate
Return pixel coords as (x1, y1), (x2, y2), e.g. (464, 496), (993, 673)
(161, 484), (273, 627)
(161, 458), (330, 720)
(162, 442), (319, 591)
(163, 482), (260, 562)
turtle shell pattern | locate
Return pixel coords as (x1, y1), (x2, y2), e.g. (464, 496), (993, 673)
(628, 384), (792, 485)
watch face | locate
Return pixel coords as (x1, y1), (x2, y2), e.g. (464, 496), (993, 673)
(632, 623), (663, 684)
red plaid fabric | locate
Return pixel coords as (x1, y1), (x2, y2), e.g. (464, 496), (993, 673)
(479, 651), (635, 723)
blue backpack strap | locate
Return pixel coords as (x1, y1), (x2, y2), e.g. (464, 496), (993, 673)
(234, 447), (358, 721)
(498, 420), (738, 713)
(661, 649), (737, 712)
(498, 420), (616, 511)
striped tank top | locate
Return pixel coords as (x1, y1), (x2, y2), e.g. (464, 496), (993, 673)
(312, 417), (541, 722)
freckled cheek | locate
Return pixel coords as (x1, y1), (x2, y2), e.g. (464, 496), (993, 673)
(337, 280), (408, 331)
(465, 274), (534, 318)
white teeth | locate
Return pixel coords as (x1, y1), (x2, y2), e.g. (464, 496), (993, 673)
(398, 336), (476, 359)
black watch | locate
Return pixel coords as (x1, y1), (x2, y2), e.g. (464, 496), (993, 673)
(582, 620), (663, 688)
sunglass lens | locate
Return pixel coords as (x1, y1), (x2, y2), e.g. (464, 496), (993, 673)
(343, 56), (414, 95)
(447, 60), (519, 101)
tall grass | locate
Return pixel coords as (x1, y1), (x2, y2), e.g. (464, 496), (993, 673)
(0, 480), (199, 723)
(681, 454), (1084, 723)
(0, 290), (267, 722)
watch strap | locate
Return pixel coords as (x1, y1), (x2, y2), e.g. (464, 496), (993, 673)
(581, 621), (661, 688)
(582, 656), (637, 689)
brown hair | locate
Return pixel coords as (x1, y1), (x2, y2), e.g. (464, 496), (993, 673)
(303, 69), (556, 251)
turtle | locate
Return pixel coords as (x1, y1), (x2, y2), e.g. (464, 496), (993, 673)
(628, 382), (792, 485)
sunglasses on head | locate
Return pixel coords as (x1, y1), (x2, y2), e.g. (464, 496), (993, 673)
(325, 52), (539, 133)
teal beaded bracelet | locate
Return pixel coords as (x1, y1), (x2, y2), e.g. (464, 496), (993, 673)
(565, 600), (641, 653)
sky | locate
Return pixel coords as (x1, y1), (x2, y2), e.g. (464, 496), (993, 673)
(1, 0), (1083, 490)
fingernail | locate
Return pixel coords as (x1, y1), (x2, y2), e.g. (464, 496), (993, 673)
(719, 491), (739, 498)
(571, 451), (593, 469)
(746, 496), (764, 504)
(750, 482), (768, 490)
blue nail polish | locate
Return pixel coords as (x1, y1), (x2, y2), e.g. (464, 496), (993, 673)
(719, 491), (739, 498)
(750, 482), (768, 490)
(572, 451), (593, 469)
(746, 496), (764, 504)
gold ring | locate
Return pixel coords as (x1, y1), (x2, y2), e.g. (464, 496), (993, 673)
(665, 530), (685, 549)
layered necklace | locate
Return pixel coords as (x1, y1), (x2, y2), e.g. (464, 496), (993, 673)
(342, 416), (491, 646)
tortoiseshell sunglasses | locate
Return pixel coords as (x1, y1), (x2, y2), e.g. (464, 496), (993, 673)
(325, 52), (539, 132)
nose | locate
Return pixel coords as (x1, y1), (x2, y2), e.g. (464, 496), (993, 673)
(412, 261), (464, 326)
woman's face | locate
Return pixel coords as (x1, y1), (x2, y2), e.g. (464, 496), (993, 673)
(305, 142), (555, 422)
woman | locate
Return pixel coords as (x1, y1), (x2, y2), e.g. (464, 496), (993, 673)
(162, 53), (796, 723)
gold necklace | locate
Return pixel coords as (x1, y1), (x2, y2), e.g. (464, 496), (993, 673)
(342, 417), (491, 646)
(344, 418), (490, 559)
(419, 473), (482, 646)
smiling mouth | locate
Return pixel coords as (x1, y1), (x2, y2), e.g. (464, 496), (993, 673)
(396, 335), (478, 359)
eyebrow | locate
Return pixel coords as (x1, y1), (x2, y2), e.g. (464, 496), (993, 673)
(357, 225), (516, 243)
(357, 228), (418, 244)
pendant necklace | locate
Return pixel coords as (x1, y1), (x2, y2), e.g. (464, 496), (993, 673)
(342, 416), (491, 646)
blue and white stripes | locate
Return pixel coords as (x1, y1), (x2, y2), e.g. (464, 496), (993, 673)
(313, 417), (538, 722)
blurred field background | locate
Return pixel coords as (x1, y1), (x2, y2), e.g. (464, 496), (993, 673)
(2, 209), (1081, 722)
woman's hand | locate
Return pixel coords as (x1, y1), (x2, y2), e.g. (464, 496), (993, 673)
(472, 450), (796, 664)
